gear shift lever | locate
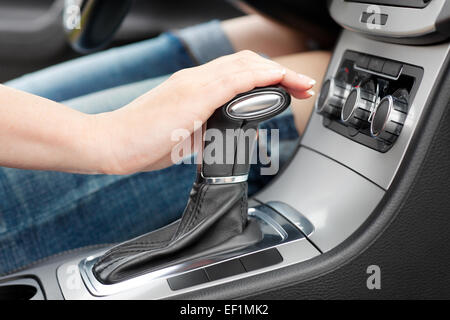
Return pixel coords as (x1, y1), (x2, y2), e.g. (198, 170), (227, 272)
(93, 86), (291, 284)
(201, 86), (290, 182)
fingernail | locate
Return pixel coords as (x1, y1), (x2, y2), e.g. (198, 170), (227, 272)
(270, 68), (286, 75)
(307, 89), (315, 96)
(298, 74), (316, 86)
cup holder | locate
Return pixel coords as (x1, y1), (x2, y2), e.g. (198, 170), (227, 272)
(0, 277), (44, 300)
(0, 284), (37, 300)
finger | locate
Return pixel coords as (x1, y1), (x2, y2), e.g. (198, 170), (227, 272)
(198, 52), (281, 84)
(213, 51), (316, 92)
(202, 67), (288, 111)
(173, 50), (317, 116)
(205, 53), (315, 95)
(287, 87), (316, 100)
(279, 69), (316, 92)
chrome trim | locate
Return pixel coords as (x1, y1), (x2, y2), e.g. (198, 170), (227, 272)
(265, 201), (315, 237)
(199, 173), (248, 184)
(341, 87), (376, 126)
(371, 95), (393, 137)
(225, 91), (285, 120)
(77, 204), (312, 297)
(354, 63), (403, 81)
(370, 95), (407, 142)
(315, 78), (352, 116)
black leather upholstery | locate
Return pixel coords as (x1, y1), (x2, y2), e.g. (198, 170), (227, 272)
(93, 86), (290, 285)
(93, 181), (262, 284)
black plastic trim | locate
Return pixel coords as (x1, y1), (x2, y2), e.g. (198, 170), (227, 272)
(167, 248), (283, 291)
(345, 0), (431, 8)
(172, 47), (450, 300)
(321, 50), (423, 153)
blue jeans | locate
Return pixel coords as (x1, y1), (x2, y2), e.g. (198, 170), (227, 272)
(0, 21), (299, 275)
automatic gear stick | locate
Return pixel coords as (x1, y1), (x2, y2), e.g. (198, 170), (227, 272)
(93, 86), (291, 284)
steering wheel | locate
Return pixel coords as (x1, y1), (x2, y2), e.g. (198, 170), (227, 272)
(63, 0), (133, 53)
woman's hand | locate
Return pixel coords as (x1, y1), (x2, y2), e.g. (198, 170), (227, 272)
(97, 50), (315, 175)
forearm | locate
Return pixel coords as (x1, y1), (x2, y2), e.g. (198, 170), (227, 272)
(0, 85), (104, 173)
(222, 14), (308, 58)
(0, 51), (314, 176)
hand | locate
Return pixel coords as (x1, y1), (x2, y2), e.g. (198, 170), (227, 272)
(95, 50), (315, 175)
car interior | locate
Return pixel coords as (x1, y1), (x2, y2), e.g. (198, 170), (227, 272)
(0, 0), (450, 300)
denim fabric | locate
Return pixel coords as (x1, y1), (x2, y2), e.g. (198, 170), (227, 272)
(0, 21), (299, 275)
(5, 32), (194, 102)
(175, 20), (235, 64)
(0, 165), (197, 275)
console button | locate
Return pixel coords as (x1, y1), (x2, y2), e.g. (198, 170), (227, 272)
(370, 95), (408, 143)
(368, 57), (385, 73)
(382, 61), (403, 78)
(240, 248), (283, 272)
(167, 269), (209, 291)
(341, 87), (377, 129)
(205, 259), (246, 281)
(356, 54), (370, 69)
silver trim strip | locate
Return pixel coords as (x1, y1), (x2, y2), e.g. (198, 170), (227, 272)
(74, 204), (315, 298)
(200, 173), (248, 184)
(265, 201), (315, 237)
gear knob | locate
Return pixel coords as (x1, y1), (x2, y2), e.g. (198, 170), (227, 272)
(200, 86), (291, 183)
(93, 87), (289, 284)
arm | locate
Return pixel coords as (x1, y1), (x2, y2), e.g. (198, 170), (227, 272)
(0, 85), (102, 173)
(0, 51), (315, 175)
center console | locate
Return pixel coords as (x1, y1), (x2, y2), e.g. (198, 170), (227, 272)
(1, 0), (450, 300)
(317, 50), (423, 152)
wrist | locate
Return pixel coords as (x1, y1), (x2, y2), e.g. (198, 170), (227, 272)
(87, 111), (139, 175)
(78, 113), (119, 175)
